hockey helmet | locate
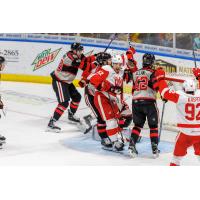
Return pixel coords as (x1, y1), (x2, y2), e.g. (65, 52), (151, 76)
(71, 42), (84, 51)
(142, 53), (155, 67)
(183, 79), (196, 94)
(112, 54), (123, 64)
(96, 52), (111, 65)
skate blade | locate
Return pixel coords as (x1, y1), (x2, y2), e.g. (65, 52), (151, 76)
(102, 146), (113, 151)
(67, 119), (81, 124)
(129, 150), (138, 158)
(102, 146), (124, 154)
(45, 127), (61, 133)
(152, 153), (159, 159)
(84, 126), (93, 134)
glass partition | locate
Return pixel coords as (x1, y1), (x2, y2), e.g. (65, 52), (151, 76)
(38, 33), (200, 51)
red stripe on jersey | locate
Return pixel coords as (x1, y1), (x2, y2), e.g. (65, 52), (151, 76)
(57, 82), (64, 102)
(67, 52), (75, 61)
(177, 123), (200, 128)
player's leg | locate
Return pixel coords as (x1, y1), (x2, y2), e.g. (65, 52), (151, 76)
(68, 83), (82, 123)
(47, 79), (70, 132)
(170, 132), (191, 166)
(129, 103), (146, 156)
(85, 92), (111, 145)
(94, 92), (123, 151)
(119, 102), (133, 129)
(192, 136), (200, 162)
(146, 102), (159, 157)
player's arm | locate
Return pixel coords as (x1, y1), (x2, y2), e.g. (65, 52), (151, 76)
(154, 68), (180, 103)
(126, 46), (138, 73)
(78, 62), (97, 88)
(90, 68), (111, 91)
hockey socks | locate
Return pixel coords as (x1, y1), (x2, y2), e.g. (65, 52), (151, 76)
(53, 103), (68, 121)
(97, 123), (108, 139)
(131, 126), (141, 143)
(69, 101), (80, 114)
(150, 128), (159, 145)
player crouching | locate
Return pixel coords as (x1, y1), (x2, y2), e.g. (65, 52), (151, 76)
(155, 67), (200, 166)
(90, 55), (125, 152)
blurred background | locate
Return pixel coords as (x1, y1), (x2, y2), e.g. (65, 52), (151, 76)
(44, 33), (200, 51)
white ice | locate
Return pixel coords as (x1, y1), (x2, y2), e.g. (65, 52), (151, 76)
(0, 81), (199, 166)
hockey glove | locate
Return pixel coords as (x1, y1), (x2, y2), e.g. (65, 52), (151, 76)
(192, 68), (200, 80)
(99, 80), (112, 92)
(78, 78), (87, 88)
(110, 86), (122, 95)
(126, 47), (136, 58)
(161, 96), (168, 103)
(155, 67), (165, 81)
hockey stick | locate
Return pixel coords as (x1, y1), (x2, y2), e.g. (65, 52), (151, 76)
(191, 35), (198, 68)
(192, 39), (200, 87)
(104, 33), (118, 52)
(158, 100), (166, 143)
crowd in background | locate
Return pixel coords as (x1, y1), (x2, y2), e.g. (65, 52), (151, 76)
(47, 33), (200, 51)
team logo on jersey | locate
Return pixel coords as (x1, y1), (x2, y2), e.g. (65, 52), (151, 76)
(32, 48), (62, 71)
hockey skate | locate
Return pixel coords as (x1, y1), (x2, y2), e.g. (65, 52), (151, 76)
(112, 139), (124, 152)
(83, 114), (93, 134)
(0, 143), (3, 149)
(0, 135), (6, 144)
(46, 117), (61, 133)
(128, 139), (138, 158)
(151, 142), (160, 158)
(68, 110), (80, 123)
(101, 137), (113, 150)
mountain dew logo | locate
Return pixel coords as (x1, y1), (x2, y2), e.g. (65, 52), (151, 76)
(32, 48), (61, 71)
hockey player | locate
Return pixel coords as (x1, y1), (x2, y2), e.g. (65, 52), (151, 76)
(79, 52), (113, 147)
(129, 53), (160, 158)
(47, 42), (96, 132)
(155, 67), (200, 166)
(80, 47), (136, 148)
(0, 56), (6, 148)
(90, 54), (125, 151)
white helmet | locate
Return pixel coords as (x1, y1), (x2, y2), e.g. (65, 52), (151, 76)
(112, 54), (123, 64)
(183, 79), (196, 93)
(106, 49), (115, 56)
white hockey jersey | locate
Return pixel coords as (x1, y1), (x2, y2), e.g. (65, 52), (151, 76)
(161, 86), (200, 136)
(90, 64), (124, 102)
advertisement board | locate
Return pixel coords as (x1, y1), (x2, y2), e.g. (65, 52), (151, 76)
(0, 33), (198, 84)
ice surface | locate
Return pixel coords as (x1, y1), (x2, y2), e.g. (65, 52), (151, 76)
(0, 81), (199, 166)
